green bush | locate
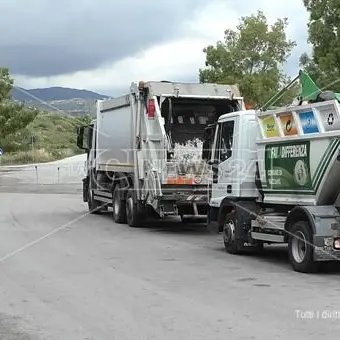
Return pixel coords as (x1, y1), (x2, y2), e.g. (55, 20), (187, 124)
(0, 149), (54, 165)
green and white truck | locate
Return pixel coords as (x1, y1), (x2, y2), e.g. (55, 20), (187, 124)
(206, 71), (340, 272)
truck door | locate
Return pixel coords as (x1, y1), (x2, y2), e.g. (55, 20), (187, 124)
(87, 123), (96, 171)
(210, 117), (238, 200)
(76, 123), (95, 171)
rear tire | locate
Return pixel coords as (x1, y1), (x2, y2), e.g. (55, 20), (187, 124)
(126, 189), (145, 228)
(112, 184), (127, 223)
(223, 211), (245, 254)
(288, 221), (318, 273)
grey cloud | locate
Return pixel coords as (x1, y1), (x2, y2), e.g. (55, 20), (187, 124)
(0, 0), (207, 77)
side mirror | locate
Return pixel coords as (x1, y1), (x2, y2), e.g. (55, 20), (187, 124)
(202, 124), (216, 161)
(76, 126), (89, 151)
(202, 148), (211, 161)
(76, 127), (84, 149)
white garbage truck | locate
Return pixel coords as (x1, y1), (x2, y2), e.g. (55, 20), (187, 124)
(206, 80), (340, 272)
(77, 80), (244, 227)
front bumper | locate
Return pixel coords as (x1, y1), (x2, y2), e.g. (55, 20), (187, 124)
(314, 235), (340, 261)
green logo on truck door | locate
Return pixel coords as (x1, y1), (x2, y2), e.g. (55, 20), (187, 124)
(265, 141), (312, 191)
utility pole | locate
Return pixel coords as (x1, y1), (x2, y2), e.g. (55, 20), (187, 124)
(31, 135), (35, 162)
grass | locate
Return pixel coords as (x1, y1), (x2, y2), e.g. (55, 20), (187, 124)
(0, 112), (89, 165)
(0, 148), (77, 165)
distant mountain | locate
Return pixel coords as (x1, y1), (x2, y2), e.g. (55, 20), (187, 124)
(12, 87), (109, 102)
(11, 87), (110, 116)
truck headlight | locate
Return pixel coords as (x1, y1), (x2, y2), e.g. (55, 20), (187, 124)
(334, 238), (340, 250)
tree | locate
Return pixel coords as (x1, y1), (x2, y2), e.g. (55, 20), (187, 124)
(199, 11), (297, 107)
(0, 67), (38, 151)
(302, 0), (340, 91)
(0, 101), (38, 137)
(0, 68), (13, 101)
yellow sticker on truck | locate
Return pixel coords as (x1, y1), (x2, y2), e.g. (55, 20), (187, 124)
(263, 116), (279, 138)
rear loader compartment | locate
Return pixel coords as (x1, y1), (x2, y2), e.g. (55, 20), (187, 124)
(161, 97), (241, 161)
(160, 97), (241, 191)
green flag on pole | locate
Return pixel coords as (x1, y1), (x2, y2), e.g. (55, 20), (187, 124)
(299, 70), (340, 102)
(298, 70), (321, 101)
(261, 69), (340, 111)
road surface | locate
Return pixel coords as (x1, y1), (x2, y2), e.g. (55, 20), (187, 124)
(0, 155), (340, 339)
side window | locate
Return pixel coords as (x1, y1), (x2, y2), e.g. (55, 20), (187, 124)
(217, 120), (235, 163)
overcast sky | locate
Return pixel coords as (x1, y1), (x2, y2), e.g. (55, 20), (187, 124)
(0, 0), (309, 96)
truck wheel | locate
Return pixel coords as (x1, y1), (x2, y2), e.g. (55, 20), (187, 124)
(288, 221), (318, 273)
(112, 184), (127, 223)
(126, 189), (144, 228)
(87, 187), (104, 214)
(223, 211), (245, 254)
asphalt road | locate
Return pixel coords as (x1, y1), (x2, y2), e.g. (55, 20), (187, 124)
(0, 155), (340, 339)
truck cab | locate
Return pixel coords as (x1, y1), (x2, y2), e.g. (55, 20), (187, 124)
(209, 110), (259, 203)
(207, 110), (259, 232)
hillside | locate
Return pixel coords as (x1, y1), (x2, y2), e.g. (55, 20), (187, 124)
(12, 87), (109, 101)
(0, 111), (90, 165)
(11, 87), (109, 116)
